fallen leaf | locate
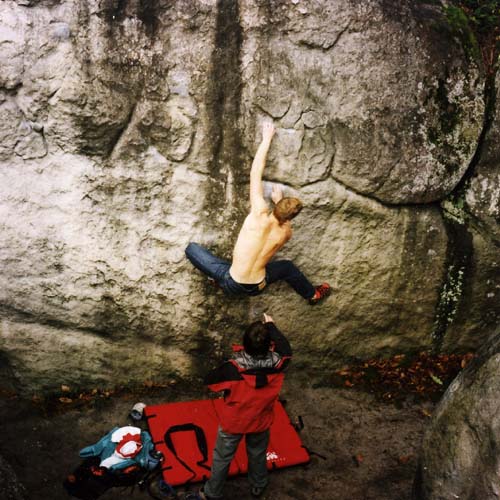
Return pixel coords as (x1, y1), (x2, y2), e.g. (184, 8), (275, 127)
(151, 382), (169, 388)
(398, 455), (412, 464)
(329, 351), (472, 402)
(421, 408), (432, 418)
(59, 397), (73, 404)
(61, 384), (71, 392)
(461, 353), (474, 368)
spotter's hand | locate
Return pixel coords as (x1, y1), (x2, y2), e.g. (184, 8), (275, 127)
(263, 313), (274, 323)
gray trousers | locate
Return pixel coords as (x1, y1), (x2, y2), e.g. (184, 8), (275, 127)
(203, 427), (270, 498)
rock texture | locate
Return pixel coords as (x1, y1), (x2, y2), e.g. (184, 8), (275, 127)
(0, 0), (498, 393)
(240, 0), (484, 204)
(441, 71), (500, 351)
(466, 72), (500, 243)
(413, 330), (500, 500)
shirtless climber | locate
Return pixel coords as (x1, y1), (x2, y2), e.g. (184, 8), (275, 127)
(185, 121), (331, 304)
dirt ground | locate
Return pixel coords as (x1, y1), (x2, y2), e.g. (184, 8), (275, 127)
(0, 374), (434, 500)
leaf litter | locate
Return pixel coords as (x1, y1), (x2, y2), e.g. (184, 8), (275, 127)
(325, 351), (474, 403)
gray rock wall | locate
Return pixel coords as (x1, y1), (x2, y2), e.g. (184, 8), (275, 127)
(466, 72), (500, 242)
(0, 0), (498, 394)
(414, 330), (500, 500)
(442, 71), (500, 351)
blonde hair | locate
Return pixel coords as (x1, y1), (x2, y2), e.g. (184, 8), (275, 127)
(273, 197), (303, 223)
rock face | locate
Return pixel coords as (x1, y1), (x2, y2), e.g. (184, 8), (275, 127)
(441, 71), (500, 352)
(413, 330), (500, 500)
(0, 0), (498, 394)
(466, 72), (500, 243)
(240, 0), (484, 204)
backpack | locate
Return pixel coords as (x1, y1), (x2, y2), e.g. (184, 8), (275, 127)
(63, 427), (163, 500)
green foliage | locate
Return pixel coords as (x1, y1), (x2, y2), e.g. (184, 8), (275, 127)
(460, 0), (500, 35)
(447, 0), (500, 72)
(442, 193), (467, 225)
(444, 4), (481, 60)
(430, 373), (444, 385)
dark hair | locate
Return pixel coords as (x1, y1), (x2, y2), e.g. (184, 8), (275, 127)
(273, 197), (303, 224)
(243, 322), (271, 357)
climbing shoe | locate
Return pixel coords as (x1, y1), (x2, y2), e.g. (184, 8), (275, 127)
(309, 283), (331, 305)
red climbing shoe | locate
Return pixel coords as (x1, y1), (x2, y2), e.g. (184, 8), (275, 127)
(309, 283), (331, 305)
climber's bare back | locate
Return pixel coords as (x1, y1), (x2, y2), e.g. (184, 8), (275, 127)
(228, 121), (292, 284)
(230, 211), (292, 284)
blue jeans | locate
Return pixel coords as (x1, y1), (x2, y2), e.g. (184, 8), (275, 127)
(203, 428), (269, 499)
(185, 243), (315, 299)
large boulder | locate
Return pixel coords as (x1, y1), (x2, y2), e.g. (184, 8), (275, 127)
(239, 0), (484, 203)
(466, 72), (500, 243)
(414, 330), (500, 499)
(0, 0), (497, 393)
(441, 71), (500, 351)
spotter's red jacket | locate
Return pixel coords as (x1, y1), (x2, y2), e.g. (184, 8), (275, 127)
(204, 323), (292, 434)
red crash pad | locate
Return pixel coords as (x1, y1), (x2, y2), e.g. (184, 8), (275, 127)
(144, 399), (309, 486)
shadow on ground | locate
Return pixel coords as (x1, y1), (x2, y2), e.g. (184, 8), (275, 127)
(0, 373), (433, 500)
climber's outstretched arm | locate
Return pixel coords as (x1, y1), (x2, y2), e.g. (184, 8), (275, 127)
(250, 121), (275, 214)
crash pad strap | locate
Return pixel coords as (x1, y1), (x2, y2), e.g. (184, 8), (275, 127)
(163, 423), (210, 481)
(144, 399), (310, 486)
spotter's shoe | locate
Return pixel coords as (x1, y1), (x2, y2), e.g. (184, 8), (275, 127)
(309, 283), (332, 305)
(251, 485), (267, 498)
